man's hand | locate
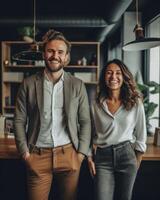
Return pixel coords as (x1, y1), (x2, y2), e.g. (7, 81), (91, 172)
(77, 153), (85, 163)
(22, 151), (30, 161)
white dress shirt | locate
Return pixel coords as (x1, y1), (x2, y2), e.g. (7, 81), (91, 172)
(36, 72), (71, 147)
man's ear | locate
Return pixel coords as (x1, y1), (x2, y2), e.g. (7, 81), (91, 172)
(64, 53), (70, 66)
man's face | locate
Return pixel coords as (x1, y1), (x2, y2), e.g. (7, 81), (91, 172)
(43, 40), (69, 73)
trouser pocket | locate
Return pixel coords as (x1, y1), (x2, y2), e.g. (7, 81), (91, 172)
(54, 145), (81, 172)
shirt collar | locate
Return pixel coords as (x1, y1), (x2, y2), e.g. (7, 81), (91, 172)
(44, 70), (64, 83)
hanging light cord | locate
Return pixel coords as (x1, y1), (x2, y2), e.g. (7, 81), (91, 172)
(136, 0), (139, 25)
(33, 0), (36, 42)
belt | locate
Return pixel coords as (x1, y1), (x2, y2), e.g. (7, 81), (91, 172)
(97, 140), (130, 151)
(30, 143), (72, 154)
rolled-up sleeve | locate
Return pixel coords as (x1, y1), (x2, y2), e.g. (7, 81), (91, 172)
(134, 102), (147, 152)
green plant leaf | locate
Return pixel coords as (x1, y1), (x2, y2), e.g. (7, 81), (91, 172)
(17, 26), (39, 38)
(137, 81), (160, 134)
(137, 83), (149, 92)
(145, 102), (158, 118)
(148, 81), (160, 94)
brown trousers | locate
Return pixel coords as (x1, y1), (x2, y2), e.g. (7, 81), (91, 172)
(25, 144), (82, 200)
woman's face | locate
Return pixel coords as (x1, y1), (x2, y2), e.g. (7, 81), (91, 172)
(105, 63), (123, 91)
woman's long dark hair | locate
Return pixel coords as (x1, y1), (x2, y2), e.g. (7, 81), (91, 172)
(97, 59), (142, 110)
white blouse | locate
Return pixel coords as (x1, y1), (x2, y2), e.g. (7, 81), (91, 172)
(91, 100), (147, 152)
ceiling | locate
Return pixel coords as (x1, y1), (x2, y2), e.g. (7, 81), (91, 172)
(0, 0), (159, 42)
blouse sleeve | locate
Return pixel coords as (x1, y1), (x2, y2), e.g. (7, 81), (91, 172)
(133, 102), (147, 152)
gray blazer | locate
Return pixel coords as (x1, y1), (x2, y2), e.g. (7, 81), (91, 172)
(14, 71), (91, 156)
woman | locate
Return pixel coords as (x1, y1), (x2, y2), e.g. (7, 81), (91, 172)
(88, 59), (147, 200)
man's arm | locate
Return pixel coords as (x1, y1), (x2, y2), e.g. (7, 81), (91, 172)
(14, 80), (29, 156)
(77, 81), (91, 156)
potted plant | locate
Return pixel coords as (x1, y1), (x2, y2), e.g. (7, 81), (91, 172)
(17, 26), (39, 43)
(137, 81), (160, 136)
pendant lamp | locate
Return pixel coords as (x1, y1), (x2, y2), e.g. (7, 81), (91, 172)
(12, 0), (43, 61)
(123, 0), (160, 51)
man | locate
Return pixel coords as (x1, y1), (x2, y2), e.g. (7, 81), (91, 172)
(14, 29), (91, 200)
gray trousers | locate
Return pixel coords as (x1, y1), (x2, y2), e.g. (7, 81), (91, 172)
(94, 141), (138, 200)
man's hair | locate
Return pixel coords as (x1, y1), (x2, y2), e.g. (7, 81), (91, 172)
(42, 29), (71, 53)
(42, 29), (71, 65)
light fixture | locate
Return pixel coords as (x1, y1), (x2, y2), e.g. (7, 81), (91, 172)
(123, 0), (160, 51)
(12, 0), (43, 61)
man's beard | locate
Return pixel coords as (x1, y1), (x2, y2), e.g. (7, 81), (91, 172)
(45, 59), (64, 73)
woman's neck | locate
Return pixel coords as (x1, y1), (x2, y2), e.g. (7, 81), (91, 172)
(107, 90), (121, 102)
(106, 91), (122, 114)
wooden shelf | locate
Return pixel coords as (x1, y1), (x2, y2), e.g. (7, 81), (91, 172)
(3, 81), (22, 83)
(3, 106), (15, 109)
(5, 65), (98, 69)
(1, 41), (100, 116)
(0, 137), (19, 159)
(142, 144), (160, 160)
(5, 65), (44, 68)
(66, 65), (98, 69)
(84, 82), (98, 85)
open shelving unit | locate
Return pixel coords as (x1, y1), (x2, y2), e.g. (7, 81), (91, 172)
(1, 41), (100, 135)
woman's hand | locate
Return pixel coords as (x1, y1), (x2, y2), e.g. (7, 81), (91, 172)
(135, 150), (143, 169)
(87, 156), (96, 177)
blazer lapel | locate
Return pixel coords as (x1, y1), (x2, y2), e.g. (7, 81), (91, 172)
(35, 73), (43, 117)
(64, 72), (72, 118)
